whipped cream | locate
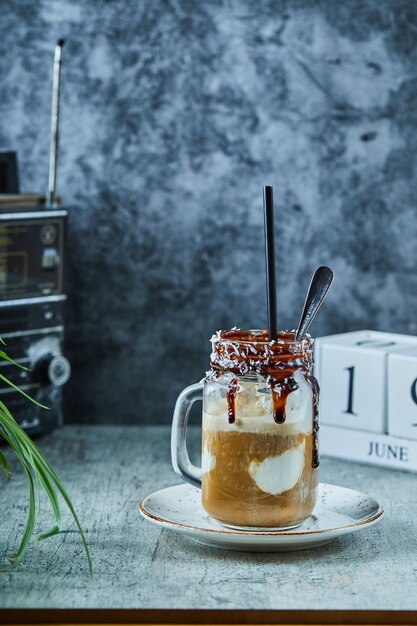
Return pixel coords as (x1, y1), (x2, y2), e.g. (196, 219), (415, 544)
(248, 441), (306, 495)
(202, 444), (216, 474)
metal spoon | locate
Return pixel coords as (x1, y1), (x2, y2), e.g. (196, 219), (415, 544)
(295, 266), (334, 341)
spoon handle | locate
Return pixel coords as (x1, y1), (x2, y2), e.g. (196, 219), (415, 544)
(295, 266), (334, 341)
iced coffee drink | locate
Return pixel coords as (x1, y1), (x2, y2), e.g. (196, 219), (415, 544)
(201, 330), (319, 530)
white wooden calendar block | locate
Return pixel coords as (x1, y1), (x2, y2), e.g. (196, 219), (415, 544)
(315, 330), (417, 434)
(388, 347), (417, 440)
(320, 425), (417, 472)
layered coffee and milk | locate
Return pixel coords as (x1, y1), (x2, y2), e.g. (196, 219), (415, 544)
(201, 330), (319, 530)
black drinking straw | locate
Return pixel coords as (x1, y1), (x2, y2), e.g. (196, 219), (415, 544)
(263, 185), (277, 340)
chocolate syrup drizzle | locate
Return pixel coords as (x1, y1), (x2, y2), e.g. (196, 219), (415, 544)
(207, 329), (320, 469)
(226, 377), (238, 424)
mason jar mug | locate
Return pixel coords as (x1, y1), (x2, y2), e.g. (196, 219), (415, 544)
(171, 330), (319, 530)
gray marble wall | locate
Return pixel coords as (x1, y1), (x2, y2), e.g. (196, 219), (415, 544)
(1, 0), (416, 424)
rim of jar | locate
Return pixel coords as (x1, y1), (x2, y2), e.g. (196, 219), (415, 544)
(212, 329), (314, 349)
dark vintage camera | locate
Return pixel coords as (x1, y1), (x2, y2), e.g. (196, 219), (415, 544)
(0, 209), (70, 435)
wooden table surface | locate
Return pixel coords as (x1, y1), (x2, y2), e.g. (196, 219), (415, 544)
(0, 425), (416, 624)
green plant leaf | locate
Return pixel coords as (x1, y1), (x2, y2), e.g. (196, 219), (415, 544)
(0, 351), (29, 371)
(0, 373), (49, 409)
(19, 438), (62, 539)
(0, 426), (36, 569)
(0, 448), (9, 478)
(14, 425), (92, 575)
(36, 525), (61, 541)
(0, 344), (92, 576)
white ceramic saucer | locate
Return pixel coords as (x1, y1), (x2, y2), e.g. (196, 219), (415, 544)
(139, 482), (383, 552)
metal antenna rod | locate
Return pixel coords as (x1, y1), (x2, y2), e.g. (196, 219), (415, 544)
(47, 38), (65, 208)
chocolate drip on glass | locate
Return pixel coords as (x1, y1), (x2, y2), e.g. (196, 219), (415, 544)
(207, 329), (319, 468)
(308, 374), (320, 469)
(226, 377), (238, 424)
(270, 377), (299, 424)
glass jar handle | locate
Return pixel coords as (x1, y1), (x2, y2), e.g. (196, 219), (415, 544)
(171, 382), (203, 488)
